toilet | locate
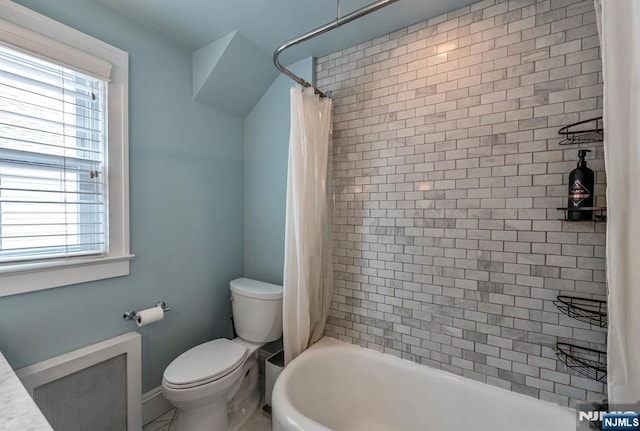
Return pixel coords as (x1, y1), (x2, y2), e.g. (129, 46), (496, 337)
(162, 278), (283, 431)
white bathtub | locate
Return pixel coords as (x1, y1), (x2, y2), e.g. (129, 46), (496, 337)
(272, 337), (576, 431)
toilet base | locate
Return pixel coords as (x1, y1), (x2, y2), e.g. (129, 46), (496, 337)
(172, 389), (260, 431)
(173, 399), (228, 431)
(168, 357), (261, 431)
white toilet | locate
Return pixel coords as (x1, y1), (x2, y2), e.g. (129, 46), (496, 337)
(162, 278), (283, 431)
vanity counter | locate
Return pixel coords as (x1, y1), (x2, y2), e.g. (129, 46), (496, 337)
(0, 351), (52, 430)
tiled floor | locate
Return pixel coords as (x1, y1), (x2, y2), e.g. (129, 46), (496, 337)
(142, 407), (272, 431)
(142, 409), (176, 431)
(240, 409), (272, 431)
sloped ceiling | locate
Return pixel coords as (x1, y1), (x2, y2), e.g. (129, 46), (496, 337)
(192, 31), (279, 116)
(98, 0), (478, 116)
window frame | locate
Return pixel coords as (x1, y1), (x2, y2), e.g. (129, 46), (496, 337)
(0, 0), (132, 297)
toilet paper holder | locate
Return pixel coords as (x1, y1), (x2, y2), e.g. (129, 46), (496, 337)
(123, 301), (172, 321)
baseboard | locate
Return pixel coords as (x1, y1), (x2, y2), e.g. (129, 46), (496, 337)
(142, 386), (173, 426)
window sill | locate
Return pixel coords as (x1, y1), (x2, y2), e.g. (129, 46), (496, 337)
(0, 254), (135, 297)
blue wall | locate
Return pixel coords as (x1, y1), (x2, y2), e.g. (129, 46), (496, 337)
(243, 58), (314, 285)
(0, 0), (244, 392)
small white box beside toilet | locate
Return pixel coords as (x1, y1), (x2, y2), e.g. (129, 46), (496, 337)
(161, 278), (283, 431)
(264, 350), (284, 407)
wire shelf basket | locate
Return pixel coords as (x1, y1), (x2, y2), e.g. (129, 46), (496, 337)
(556, 342), (607, 382)
(554, 295), (608, 327)
(558, 116), (603, 145)
(556, 207), (607, 222)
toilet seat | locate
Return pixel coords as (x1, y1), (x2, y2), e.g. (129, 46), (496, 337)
(163, 339), (248, 390)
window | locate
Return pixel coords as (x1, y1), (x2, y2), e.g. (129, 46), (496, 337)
(0, 0), (131, 296)
(0, 46), (107, 262)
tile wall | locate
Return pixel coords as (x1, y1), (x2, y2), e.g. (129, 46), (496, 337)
(318, 0), (606, 407)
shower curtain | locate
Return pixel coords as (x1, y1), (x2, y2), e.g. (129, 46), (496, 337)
(282, 86), (334, 365)
(595, 0), (640, 405)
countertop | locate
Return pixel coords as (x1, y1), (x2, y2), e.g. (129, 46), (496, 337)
(0, 351), (52, 431)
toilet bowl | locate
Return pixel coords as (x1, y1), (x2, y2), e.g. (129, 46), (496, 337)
(162, 278), (283, 431)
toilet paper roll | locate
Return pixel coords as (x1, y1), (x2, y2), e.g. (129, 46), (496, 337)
(135, 305), (164, 327)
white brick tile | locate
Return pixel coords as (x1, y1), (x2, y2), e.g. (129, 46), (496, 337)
(550, 39), (582, 57)
(535, 32), (565, 49)
(324, 0), (605, 408)
(508, 17), (536, 33)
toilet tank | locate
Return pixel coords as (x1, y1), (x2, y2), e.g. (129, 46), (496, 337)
(230, 278), (283, 343)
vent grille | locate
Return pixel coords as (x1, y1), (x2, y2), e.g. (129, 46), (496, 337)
(33, 354), (127, 431)
(17, 332), (141, 430)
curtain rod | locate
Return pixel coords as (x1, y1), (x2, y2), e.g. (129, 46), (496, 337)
(273, 0), (401, 98)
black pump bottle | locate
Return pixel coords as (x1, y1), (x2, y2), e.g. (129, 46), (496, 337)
(567, 149), (594, 221)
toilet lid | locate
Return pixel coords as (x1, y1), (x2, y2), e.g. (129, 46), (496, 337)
(163, 339), (247, 387)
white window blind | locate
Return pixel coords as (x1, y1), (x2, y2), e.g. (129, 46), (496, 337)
(0, 43), (107, 263)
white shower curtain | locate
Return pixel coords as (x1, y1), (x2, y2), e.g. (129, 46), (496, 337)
(282, 86), (334, 365)
(596, 0), (640, 405)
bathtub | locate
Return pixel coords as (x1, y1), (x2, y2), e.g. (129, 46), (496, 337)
(272, 337), (576, 431)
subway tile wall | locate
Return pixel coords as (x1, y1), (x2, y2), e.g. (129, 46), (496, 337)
(318, 0), (606, 407)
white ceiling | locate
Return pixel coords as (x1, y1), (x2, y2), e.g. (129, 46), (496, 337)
(97, 0), (478, 63)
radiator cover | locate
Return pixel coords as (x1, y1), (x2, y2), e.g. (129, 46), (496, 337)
(17, 332), (142, 431)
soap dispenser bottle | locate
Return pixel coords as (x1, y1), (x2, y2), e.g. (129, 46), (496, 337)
(567, 149), (594, 221)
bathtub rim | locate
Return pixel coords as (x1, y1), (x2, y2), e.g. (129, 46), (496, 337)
(271, 336), (576, 430)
